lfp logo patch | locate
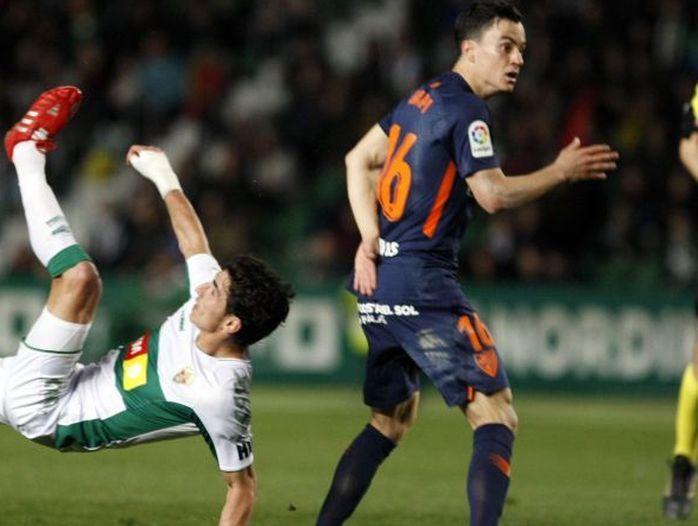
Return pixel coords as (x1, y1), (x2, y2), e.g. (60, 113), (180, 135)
(468, 120), (494, 158)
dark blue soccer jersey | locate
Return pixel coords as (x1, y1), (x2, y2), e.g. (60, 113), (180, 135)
(351, 72), (510, 405)
(375, 71), (499, 266)
(352, 71), (500, 305)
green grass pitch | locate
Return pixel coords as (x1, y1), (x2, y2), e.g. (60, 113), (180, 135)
(0, 386), (679, 525)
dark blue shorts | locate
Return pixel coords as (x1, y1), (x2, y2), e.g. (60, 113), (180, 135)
(358, 300), (509, 409)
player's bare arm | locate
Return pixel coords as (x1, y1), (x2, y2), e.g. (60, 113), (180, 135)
(679, 133), (698, 181)
(219, 468), (256, 526)
(679, 84), (698, 181)
(126, 145), (211, 258)
(466, 137), (619, 213)
(163, 190), (212, 258)
(346, 124), (390, 296)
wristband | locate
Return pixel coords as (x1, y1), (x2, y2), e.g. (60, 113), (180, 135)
(130, 150), (183, 198)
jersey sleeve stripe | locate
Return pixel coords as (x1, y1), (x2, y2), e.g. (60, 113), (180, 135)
(20, 339), (82, 354)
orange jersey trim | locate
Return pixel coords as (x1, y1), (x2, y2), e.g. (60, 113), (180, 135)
(423, 161), (457, 238)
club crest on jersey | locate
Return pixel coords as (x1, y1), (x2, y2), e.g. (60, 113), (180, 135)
(468, 120), (494, 158)
(122, 332), (151, 391)
(173, 366), (195, 385)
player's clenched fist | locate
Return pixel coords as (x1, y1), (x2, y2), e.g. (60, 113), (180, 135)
(126, 145), (182, 198)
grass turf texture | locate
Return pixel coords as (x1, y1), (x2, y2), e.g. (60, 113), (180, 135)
(0, 386), (677, 525)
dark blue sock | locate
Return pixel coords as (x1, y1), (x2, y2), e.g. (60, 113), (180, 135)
(467, 423), (514, 526)
(316, 424), (396, 526)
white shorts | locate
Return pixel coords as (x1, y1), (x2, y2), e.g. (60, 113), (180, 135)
(0, 308), (88, 442)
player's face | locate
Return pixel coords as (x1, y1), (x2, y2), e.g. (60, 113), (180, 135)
(472, 19), (526, 97)
(191, 270), (233, 332)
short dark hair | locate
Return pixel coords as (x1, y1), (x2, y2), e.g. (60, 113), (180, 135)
(223, 255), (294, 347)
(454, 1), (523, 51)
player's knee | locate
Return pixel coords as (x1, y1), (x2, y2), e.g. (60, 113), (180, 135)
(370, 415), (411, 442)
(61, 262), (102, 303)
(483, 398), (518, 433)
(503, 404), (518, 433)
(370, 410), (416, 442)
(498, 389), (518, 432)
(370, 393), (419, 442)
(466, 389), (518, 433)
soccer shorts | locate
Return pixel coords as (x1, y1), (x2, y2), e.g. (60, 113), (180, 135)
(0, 308), (87, 441)
(358, 301), (510, 409)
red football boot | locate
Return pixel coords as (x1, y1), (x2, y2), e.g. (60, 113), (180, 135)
(4, 86), (83, 161)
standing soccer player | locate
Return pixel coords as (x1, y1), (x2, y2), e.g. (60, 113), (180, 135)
(0, 86), (293, 526)
(663, 82), (698, 520)
(316, 2), (619, 525)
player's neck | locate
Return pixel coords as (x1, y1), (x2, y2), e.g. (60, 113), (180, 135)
(196, 332), (247, 359)
(452, 60), (488, 99)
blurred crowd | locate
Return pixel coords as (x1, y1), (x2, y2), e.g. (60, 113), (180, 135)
(0, 0), (697, 291)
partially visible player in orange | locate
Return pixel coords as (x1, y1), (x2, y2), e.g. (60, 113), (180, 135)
(315, 2), (619, 525)
(663, 83), (698, 520)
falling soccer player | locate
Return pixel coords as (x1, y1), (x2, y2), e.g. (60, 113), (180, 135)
(0, 86), (293, 526)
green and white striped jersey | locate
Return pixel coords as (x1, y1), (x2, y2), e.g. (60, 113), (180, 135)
(53, 254), (253, 472)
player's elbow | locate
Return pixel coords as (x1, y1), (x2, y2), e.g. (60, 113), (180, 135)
(469, 171), (511, 214)
(679, 137), (691, 165)
(236, 485), (257, 517)
(345, 144), (378, 174)
(477, 194), (507, 214)
(344, 147), (363, 171)
(225, 467), (257, 501)
(178, 238), (210, 260)
(679, 136), (698, 176)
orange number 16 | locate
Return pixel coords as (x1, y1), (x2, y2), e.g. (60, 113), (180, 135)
(378, 124), (417, 222)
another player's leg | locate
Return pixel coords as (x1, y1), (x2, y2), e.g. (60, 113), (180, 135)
(663, 328), (698, 520)
(2, 86), (101, 438)
(664, 453), (696, 520)
(408, 308), (514, 526)
(464, 389), (517, 526)
(316, 393), (417, 526)
(6, 86), (100, 321)
(316, 325), (419, 525)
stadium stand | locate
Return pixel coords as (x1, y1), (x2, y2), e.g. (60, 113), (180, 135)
(0, 0), (697, 290)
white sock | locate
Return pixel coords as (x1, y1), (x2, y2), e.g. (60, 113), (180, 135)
(12, 141), (78, 267)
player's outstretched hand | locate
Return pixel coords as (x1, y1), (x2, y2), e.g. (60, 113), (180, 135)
(353, 238), (378, 296)
(126, 145), (182, 198)
(553, 137), (619, 183)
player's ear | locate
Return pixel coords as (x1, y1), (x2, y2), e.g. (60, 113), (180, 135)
(460, 39), (477, 62)
(222, 314), (242, 336)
